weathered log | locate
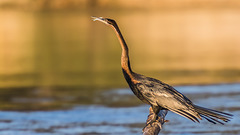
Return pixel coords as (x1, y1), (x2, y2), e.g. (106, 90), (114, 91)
(143, 107), (168, 135)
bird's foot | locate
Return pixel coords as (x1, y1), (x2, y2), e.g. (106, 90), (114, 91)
(156, 114), (169, 123)
(164, 120), (169, 123)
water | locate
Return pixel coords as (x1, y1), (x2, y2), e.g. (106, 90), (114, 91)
(0, 84), (239, 135)
(1, 4), (240, 135)
(1, 8), (240, 89)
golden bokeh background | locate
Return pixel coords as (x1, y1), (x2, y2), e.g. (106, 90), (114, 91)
(0, 0), (240, 110)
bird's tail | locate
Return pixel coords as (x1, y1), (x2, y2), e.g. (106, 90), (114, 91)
(193, 105), (233, 124)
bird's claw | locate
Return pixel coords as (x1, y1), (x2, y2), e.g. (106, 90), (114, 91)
(164, 120), (169, 123)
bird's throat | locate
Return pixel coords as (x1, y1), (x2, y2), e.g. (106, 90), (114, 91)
(121, 53), (138, 84)
(121, 51), (132, 74)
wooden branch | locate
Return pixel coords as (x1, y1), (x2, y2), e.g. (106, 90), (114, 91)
(143, 107), (168, 135)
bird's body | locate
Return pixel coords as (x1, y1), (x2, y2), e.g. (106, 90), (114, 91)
(92, 16), (232, 126)
(123, 69), (203, 122)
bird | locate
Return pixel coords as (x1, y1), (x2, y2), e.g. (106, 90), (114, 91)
(92, 16), (233, 128)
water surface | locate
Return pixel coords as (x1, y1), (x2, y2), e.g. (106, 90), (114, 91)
(0, 84), (239, 135)
(1, 9), (240, 89)
(0, 6), (240, 135)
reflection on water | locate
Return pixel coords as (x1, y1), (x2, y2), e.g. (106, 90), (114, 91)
(1, 9), (240, 89)
(0, 8), (240, 110)
(0, 3), (240, 135)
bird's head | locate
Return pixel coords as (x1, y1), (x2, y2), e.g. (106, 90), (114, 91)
(91, 16), (116, 26)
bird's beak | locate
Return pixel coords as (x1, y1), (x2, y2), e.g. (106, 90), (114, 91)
(91, 16), (108, 25)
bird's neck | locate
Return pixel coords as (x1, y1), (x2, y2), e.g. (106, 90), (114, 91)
(111, 24), (133, 76)
(121, 49), (132, 75)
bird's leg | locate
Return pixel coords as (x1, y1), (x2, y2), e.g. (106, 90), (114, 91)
(142, 106), (160, 131)
(150, 105), (160, 123)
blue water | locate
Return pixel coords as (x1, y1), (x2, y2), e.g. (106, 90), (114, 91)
(0, 84), (239, 135)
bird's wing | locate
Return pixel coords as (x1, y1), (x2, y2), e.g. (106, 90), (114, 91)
(134, 82), (158, 106)
(135, 77), (192, 107)
(135, 77), (201, 122)
(153, 82), (201, 122)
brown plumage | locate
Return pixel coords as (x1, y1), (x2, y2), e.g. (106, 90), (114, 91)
(92, 16), (233, 126)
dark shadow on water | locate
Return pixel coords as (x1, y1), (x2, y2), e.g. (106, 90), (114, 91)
(0, 83), (239, 111)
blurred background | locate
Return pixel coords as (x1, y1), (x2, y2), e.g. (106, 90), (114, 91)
(0, 0), (240, 134)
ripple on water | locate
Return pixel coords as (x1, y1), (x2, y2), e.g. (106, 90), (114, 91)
(0, 84), (239, 134)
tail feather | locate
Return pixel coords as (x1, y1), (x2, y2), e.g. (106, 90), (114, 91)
(200, 114), (224, 125)
(193, 105), (233, 124)
(180, 109), (200, 122)
(195, 105), (232, 117)
(200, 114), (217, 124)
(170, 109), (200, 123)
